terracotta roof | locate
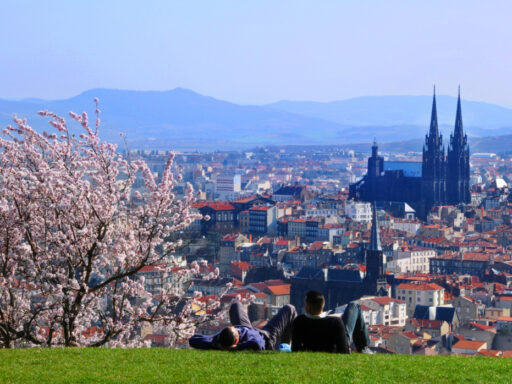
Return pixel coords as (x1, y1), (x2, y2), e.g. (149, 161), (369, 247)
(194, 201), (235, 211)
(248, 282), (268, 292)
(309, 241), (325, 251)
(371, 297), (405, 306)
(400, 331), (419, 340)
(266, 284), (291, 296)
(477, 349), (502, 357)
(409, 319), (443, 328)
(452, 340), (487, 350)
(139, 263), (167, 273)
(231, 261), (252, 271)
(469, 322), (497, 332)
(250, 205), (271, 211)
(233, 195), (258, 203)
(397, 282), (444, 291)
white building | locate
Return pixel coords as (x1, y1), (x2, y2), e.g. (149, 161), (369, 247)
(386, 247), (437, 274)
(395, 282), (445, 317)
(359, 296), (407, 326)
(304, 208), (338, 218)
(392, 220), (421, 235)
(344, 201), (372, 222)
(215, 174), (241, 199)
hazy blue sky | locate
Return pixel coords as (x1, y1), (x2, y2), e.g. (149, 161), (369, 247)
(1, 0), (511, 105)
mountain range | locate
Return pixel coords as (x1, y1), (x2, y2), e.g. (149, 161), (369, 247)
(1, 88), (512, 151)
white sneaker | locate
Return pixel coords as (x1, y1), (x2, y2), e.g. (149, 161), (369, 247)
(360, 347), (375, 354)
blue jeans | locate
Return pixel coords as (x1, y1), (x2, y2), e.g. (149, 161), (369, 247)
(230, 302), (297, 350)
(342, 302), (370, 352)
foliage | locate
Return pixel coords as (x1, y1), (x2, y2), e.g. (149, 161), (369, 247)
(0, 101), (222, 348)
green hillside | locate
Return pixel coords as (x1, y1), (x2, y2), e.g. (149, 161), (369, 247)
(0, 348), (510, 384)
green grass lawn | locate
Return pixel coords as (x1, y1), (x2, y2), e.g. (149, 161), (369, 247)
(0, 348), (511, 384)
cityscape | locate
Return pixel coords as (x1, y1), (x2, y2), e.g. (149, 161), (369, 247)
(1, 1), (512, 383)
(122, 91), (512, 356)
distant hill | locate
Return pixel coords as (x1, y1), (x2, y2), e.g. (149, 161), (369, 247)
(1, 89), (512, 150)
(267, 95), (512, 141)
(272, 134), (512, 155)
(0, 88), (348, 151)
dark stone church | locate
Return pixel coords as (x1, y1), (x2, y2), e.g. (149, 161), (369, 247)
(291, 203), (387, 313)
(349, 89), (471, 219)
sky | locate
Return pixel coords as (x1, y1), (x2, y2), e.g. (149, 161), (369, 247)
(1, 0), (511, 105)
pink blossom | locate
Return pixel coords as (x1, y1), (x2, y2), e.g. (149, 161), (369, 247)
(0, 102), (223, 348)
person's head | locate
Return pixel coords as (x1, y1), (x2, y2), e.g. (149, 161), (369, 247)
(218, 326), (240, 349)
(305, 291), (325, 315)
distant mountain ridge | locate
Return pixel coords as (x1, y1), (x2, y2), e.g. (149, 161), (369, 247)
(0, 88), (511, 150)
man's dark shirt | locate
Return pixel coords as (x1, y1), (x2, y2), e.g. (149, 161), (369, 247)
(292, 315), (350, 353)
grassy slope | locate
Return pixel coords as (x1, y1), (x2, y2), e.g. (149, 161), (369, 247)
(0, 348), (511, 384)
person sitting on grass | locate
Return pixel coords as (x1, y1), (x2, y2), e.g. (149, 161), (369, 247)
(189, 301), (296, 351)
(292, 291), (372, 354)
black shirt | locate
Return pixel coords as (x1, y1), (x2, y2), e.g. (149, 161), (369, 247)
(292, 315), (350, 354)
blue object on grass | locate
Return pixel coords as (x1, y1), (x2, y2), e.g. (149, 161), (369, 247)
(280, 343), (291, 352)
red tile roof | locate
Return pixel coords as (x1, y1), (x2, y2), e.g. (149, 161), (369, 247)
(371, 297), (405, 306)
(469, 322), (497, 333)
(250, 205), (271, 211)
(408, 319), (443, 328)
(400, 331), (419, 340)
(452, 340), (486, 350)
(266, 284), (291, 296)
(477, 350), (502, 357)
(231, 261), (252, 271)
(193, 201), (235, 210)
(397, 282), (444, 291)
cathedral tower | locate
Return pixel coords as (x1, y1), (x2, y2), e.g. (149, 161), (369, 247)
(366, 139), (384, 200)
(422, 87), (446, 209)
(365, 203), (388, 296)
(446, 88), (471, 205)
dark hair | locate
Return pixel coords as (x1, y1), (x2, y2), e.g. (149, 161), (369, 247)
(305, 291), (325, 314)
(218, 327), (237, 347)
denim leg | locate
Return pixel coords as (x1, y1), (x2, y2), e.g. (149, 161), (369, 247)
(261, 304), (297, 349)
(342, 302), (370, 352)
(229, 302), (252, 327)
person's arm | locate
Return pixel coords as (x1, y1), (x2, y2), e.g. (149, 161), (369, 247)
(335, 318), (350, 354)
(189, 334), (217, 350)
(235, 329), (266, 351)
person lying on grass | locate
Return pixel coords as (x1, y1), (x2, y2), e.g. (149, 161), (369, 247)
(189, 302), (296, 351)
(292, 291), (373, 354)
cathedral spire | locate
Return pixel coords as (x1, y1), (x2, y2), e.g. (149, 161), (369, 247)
(429, 85), (439, 140)
(370, 202), (382, 251)
(454, 86), (464, 143)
